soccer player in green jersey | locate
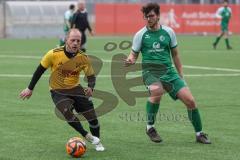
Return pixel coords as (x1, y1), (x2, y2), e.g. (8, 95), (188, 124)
(124, 3), (211, 144)
(59, 4), (75, 46)
(213, 0), (232, 50)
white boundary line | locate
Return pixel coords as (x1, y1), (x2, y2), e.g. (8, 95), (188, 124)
(184, 65), (240, 72)
(0, 54), (239, 72)
(0, 73), (240, 78)
(0, 55), (240, 77)
(0, 49), (239, 54)
(0, 55), (42, 59)
(0, 74), (49, 78)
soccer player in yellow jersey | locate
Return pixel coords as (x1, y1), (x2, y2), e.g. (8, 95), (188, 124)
(19, 29), (104, 151)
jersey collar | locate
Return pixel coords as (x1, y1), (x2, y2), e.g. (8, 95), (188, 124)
(64, 46), (78, 59)
(146, 24), (161, 32)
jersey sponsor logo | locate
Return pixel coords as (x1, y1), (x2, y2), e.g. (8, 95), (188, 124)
(153, 42), (161, 49)
(149, 42), (164, 53)
(159, 35), (165, 42)
(61, 69), (79, 77)
(58, 62), (63, 66)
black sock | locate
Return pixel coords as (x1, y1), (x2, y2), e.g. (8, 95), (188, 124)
(88, 119), (100, 138)
(225, 38), (231, 48)
(68, 120), (88, 137)
(214, 36), (221, 45)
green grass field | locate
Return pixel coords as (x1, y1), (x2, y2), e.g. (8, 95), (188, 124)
(0, 35), (240, 160)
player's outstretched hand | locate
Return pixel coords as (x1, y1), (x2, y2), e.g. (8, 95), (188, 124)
(123, 58), (134, 67)
(19, 88), (33, 100)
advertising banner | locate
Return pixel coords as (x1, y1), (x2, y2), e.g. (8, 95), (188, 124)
(95, 4), (240, 35)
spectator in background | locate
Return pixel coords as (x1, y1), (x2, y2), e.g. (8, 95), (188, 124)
(213, 0), (232, 50)
(71, 0), (94, 52)
(59, 4), (75, 46)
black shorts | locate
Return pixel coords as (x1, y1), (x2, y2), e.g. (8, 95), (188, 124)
(50, 86), (97, 121)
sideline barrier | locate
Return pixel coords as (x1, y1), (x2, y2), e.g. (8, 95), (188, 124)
(96, 4), (240, 35)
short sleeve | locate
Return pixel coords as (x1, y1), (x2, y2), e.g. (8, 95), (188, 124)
(169, 28), (177, 48)
(64, 11), (71, 20)
(216, 7), (223, 18)
(228, 7), (232, 14)
(162, 25), (178, 48)
(132, 33), (142, 53)
(131, 27), (147, 54)
(40, 50), (53, 69)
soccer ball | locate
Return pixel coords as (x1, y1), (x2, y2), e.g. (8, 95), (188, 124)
(66, 137), (86, 158)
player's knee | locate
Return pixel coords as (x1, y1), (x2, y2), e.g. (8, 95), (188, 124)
(57, 108), (76, 122)
(150, 90), (163, 102)
(150, 85), (164, 95)
(185, 98), (196, 109)
(149, 95), (162, 103)
(55, 103), (76, 121)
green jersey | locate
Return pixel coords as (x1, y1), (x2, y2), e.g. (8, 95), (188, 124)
(64, 10), (74, 33)
(132, 25), (179, 81)
(216, 6), (232, 30)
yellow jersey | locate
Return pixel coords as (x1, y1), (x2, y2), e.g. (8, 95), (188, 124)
(40, 47), (94, 90)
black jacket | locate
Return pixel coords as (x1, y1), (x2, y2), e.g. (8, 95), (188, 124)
(71, 10), (92, 33)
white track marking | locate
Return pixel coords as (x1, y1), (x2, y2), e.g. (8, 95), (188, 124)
(0, 55), (240, 73)
(184, 65), (240, 72)
(0, 55), (41, 59)
(1, 73), (240, 78)
(184, 73), (240, 77)
(0, 74), (49, 78)
(0, 49), (239, 54)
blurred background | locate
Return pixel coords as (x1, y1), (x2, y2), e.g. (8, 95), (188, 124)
(0, 0), (239, 38)
(0, 1), (240, 160)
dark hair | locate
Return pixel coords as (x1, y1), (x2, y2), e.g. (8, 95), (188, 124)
(69, 4), (75, 10)
(141, 3), (160, 16)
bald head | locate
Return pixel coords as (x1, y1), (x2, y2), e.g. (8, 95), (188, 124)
(78, 0), (86, 11)
(66, 29), (81, 39)
(78, 0), (85, 4)
(66, 29), (81, 53)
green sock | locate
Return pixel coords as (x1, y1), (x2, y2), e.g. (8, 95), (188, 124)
(187, 108), (202, 132)
(146, 101), (160, 125)
(214, 36), (221, 45)
(225, 38), (230, 47)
